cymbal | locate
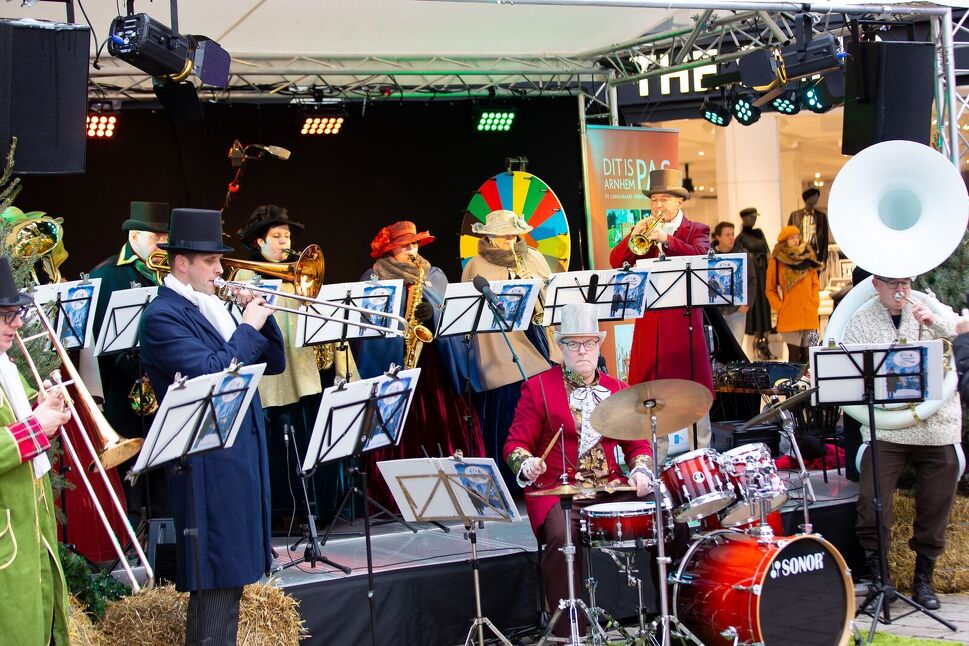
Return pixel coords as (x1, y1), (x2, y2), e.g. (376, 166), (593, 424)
(738, 387), (818, 431)
(526, 483), (638, 498)
(591, 379), (713, 441)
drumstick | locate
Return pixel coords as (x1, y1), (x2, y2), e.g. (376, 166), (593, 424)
(539, 428), (562, 462)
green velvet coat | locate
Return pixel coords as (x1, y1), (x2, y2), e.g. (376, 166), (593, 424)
(0, 374), (70, 645)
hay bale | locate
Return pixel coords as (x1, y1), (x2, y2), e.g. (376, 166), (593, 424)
(68, 595), (107, 646)
(98, 581), (308, 646)
(888, 492), (969, 593)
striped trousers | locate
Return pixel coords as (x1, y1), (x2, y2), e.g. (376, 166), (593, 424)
(186, 587), (243, 646)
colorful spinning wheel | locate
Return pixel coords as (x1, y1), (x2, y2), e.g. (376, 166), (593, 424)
(460, 171), (571, 272)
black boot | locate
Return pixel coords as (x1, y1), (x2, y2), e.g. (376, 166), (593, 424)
(912, 555), (941, 610)
(861, 550), (893, 615)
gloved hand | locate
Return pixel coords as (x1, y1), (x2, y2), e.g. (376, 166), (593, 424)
(414, 301), (434, 323)
(521, 457), (547, 482)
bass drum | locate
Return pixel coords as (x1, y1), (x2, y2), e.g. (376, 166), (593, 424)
(673, 531), (852, 646)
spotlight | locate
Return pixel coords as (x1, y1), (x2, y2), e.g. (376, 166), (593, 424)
(732, 92), (761, 126)
(474, 108), (516, 132)
(86, 102), (120, 139)
(771, 88), (801, 115)
(700, 92), (732, 127)
(802, 74), (844, 114)
(299, 107), (347, 135)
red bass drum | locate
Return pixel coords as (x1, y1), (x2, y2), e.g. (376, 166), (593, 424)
(673, 531), (853, 646)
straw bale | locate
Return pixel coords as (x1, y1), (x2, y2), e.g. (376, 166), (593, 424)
(68, 595), (107, 646)
(98, 580), (308, 645)
(888, 492), (969, 593)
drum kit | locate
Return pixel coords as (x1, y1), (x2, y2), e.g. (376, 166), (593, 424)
(528, 379), (854, 646)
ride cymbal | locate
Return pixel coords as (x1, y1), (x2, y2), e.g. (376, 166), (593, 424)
(591, 379), (713, 441)
(738, 387), (817, 431)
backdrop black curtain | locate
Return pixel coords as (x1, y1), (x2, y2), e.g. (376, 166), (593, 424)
(15, 98), (586, 283)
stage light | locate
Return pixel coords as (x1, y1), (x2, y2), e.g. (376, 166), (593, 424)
(802, 75), (843, 114)
(475, 109), (516, 132)
(771, 88), (801, 115)
(299, 107), (347, 135)
(700, 92), (732, 127)
(86, 111), (118, 139)
(732, 93), (761, 126)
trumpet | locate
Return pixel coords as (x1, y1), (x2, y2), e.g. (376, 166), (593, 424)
(15, 301), (153, 592)
(628, 215), (663, 255)
(214, 277), (410, 338)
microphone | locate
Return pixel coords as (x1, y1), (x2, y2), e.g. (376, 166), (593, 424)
(471, 275), (505, 315)
(250, 144), (291, 160)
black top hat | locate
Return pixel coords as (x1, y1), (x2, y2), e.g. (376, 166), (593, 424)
(802, 187), (821, 201)
(122, 201), (171, 233)
(236, 205), (305, 245)
(157, 209), (234, 254)
(0, 258), (33, 307)
(739, 207), (759, 218)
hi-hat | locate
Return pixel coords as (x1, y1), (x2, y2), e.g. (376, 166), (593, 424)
(591, 379), (713, 441)
(738, 387), (817, 431)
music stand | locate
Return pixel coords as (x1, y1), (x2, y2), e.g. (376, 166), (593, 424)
(809, 339), (956, 642)
(303, 366), (420, 646)
(93, 286), (158, 357)
(636, 252), (747, 447)
(128, 360), (265, 591)
(379, 454), (520, 646)
(32, 276), (102, 350)
(541, 267), (651, 326)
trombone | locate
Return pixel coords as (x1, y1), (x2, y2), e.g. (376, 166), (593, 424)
(214, 277), (410, 338)
(15, 301), (153, 592)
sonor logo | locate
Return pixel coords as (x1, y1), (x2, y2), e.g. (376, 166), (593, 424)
(692, 472), (705, 483)
(770, 553), (825, 578)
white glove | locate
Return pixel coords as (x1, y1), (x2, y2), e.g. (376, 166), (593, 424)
(520, 457), (547, 483)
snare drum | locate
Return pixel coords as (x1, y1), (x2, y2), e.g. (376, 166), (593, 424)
(673, 531), (852, 646)
(580, 500), (674, 550)
(718, 443), (788, 528)
(659, 449), (735, 521)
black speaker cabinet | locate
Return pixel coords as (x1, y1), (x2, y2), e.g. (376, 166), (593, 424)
(0, 19), (91, 174)
(842, 41), (935, 156)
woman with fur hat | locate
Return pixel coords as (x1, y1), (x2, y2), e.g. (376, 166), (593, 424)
(461, 210), (562, 489)
(766, 225), (822, 363)
(356, 221), (484, 508)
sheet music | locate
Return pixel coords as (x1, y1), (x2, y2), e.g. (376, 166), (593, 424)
(542, 268), (650, 326)
(296, 279), (404, 346)
(31, 278), (102, 349)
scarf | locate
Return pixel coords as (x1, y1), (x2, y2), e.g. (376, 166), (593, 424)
(164, 274), (238, 341)
(564, 367), (611, 458)
(0, 353), (49, 477)
(661, 210), (684, 237)
(772, 243), (822, 293)
(116, 242), (158, 285)
(371, 254), (430, 285)
(476, 238), (530, 270)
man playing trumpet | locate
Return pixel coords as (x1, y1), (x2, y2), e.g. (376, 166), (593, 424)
(0, 257), (74, 645)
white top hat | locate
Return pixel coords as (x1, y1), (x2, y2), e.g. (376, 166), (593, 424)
(553, 303), (606, 343)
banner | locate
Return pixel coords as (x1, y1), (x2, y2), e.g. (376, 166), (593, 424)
(581, 125), (679, 382)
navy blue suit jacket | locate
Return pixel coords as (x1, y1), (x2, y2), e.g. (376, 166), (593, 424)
(140, 286), (285, 591)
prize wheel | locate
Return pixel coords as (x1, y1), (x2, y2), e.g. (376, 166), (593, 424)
(460, 171), (570, 272)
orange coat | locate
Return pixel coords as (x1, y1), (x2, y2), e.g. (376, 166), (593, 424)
(765, 255), (819, 332)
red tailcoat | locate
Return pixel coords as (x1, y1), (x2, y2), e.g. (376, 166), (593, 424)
(503, 366), (652, 534)
(609, 216), (714, 394)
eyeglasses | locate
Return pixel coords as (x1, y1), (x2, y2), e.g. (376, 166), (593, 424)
(877, 279), (912, 290)
(562, 339), (599, 352)
(0, 306), (29, 325)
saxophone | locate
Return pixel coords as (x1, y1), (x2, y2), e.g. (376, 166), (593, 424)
(510, 244), (545, 325)
(402, 257), (434, 369)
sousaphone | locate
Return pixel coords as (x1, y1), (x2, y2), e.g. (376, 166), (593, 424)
(825, 140), (968, 430)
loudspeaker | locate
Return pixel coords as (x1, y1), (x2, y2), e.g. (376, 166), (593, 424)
(842, 41), (935, 156)
(0, 19), (90, 175)
(147, 517), (178, 584)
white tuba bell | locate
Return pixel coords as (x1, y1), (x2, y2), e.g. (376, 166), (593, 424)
(824, 140), (967, 429)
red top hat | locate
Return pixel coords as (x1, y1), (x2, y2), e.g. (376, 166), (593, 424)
(369, 221), (434, 259)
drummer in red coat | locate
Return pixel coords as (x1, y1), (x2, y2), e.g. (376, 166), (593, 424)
(504, 303), (658, 636)
(609, 168), (714, 459)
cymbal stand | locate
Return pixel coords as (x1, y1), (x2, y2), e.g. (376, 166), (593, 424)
(643, 400), (702, 646)
(537, 490), (609, 645)
(776, 407), (815, 533)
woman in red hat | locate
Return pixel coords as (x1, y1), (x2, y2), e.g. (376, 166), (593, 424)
(356, 221), (483, 508)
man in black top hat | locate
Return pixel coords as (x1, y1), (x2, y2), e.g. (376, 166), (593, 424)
(140, 208), (284, 646)
(736, 207), (774, 360)
(788, 188), (830, 264)
(88, 201), (171, 519)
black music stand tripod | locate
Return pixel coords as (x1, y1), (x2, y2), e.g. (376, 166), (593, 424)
(811, 342), (957, 642)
